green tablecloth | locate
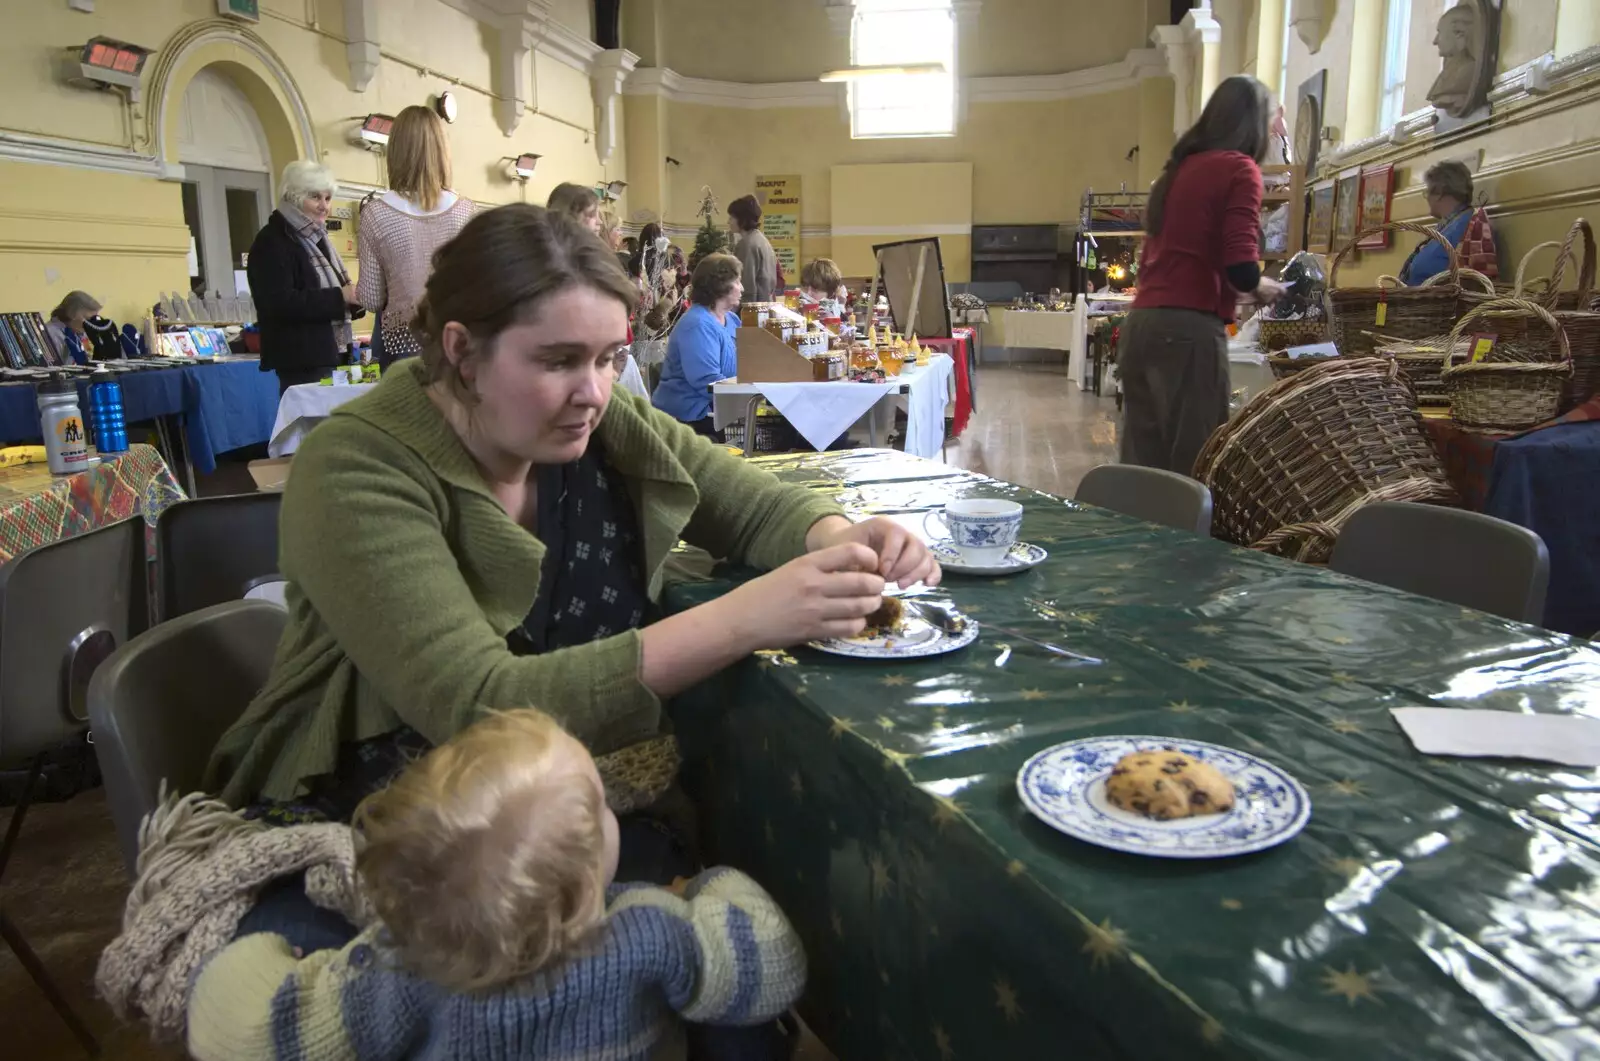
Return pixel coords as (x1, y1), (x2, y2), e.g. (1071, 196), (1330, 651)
(664, 449), (1600, 1061)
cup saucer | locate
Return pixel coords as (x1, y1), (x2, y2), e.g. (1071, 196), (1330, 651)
(932, 541), (1048, 576)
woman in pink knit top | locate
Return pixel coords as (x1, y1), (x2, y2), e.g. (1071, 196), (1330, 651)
(357, 105), (475, 369)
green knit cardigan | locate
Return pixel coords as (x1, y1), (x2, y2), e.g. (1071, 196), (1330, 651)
(204, 360), (843, 806)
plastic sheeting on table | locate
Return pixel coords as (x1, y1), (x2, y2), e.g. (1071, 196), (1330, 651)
(663, 448), (1600, 1061)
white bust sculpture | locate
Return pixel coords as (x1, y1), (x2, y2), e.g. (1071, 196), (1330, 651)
(1427, 5), (1483, 117)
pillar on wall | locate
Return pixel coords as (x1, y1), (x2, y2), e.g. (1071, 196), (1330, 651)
(1343, 0), (1384, 143)
(823, 1), (855, 37)
(592, 49), (638, 167)
(1139, 74), (1176, 188)
(343, 0), (379, 92)
(1151, 22), (1199, 136)
(1255, 0), (1285, 98)
(621, 92), (667, 224)
(1183, 2), (1223, 107)
(1556, 0), (1600, 58)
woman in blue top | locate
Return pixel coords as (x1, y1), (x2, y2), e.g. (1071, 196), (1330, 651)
(1397, 160), (1498, 285)
(652, 253), (742, 438)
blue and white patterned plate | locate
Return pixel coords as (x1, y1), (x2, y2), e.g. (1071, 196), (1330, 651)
(809, 603), (980, 660)
(1016, 736), (1311, 859)
(932, 540), (1048, 577)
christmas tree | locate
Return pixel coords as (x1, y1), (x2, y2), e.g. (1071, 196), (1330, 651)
(689, 185), (728, 269)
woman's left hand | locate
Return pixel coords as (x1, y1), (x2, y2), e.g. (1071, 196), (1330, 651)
(808, 516), (942, 588)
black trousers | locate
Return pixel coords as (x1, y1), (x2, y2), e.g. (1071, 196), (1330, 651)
(274, 366), (330, 397)
(1117, 307), (1229, 475)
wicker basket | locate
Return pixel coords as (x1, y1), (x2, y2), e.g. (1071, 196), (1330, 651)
(1535, 218), (1600, 409)
(1442, 298), (1572, 434)
(1193, 357), (1457, 562)
(1257, 317), (1330, 352)
(1268, 352), (1338, 378)
(1374, 334), (1467, 406)
(1329, 221), (1462, 356)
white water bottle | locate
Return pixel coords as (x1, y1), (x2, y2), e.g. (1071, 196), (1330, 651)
(38, 374), (90, 474)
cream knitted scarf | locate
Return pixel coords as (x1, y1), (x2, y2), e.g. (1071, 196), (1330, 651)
(95, 786), (375, 1041)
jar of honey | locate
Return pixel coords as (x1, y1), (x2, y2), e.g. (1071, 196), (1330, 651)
(811, 352), (845, 380)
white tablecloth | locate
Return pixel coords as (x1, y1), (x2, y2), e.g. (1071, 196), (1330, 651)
(711, 354), (954, 458)
(269, 382), (375, 457)
(268, 357), (649, 458)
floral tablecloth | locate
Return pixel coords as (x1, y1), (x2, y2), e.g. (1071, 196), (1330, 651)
(0, 444), (185, 565)
(665, 448), (1600, 1061)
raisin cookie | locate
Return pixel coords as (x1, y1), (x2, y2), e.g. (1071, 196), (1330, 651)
(1104, 748), (1236, 820)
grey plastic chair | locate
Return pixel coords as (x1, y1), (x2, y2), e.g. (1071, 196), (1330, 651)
(87, 600), (287, 874)
(1330, 501), (1550, 624)
(156, 492), (282, 621)
(1075, 464), (1214, 535)
(0, 517), (149, 1057)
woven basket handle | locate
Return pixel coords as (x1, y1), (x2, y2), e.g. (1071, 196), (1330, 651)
(1331, 220), (1459, 289)
(1422, 267), (1494, 293)
(1251, 521), (1339, 556)
(1511, 240), (1562, 297)
(1444, 296), (1572, 371)
(1376, 275), (1406, 288)
(1543, 218), (1596, 305)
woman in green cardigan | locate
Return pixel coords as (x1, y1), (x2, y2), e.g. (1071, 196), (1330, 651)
(205, 204), (936, 879)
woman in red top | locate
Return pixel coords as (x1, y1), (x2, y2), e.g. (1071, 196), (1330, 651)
(1120, 76), (1285, 474)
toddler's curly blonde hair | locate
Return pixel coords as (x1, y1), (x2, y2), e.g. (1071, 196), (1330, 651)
(353, 710), (608, 992)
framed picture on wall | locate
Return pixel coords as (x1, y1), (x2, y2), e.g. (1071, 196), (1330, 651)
(1332, 168), (1363, 251)
(1355, 164), (1396, 249)
(1308, 179), (1336, 253)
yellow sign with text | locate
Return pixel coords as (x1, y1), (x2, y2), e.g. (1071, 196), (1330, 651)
(755, 174), (801, 286)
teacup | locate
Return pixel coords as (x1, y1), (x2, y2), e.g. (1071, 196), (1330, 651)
(925, 499), (1023, 565)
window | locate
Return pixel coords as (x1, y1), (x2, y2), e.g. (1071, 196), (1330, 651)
(849, 0), (955, 139)
(1378, 0), (1412, 130)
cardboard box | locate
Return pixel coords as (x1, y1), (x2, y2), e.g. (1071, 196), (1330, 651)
(247, 456), (292, 492)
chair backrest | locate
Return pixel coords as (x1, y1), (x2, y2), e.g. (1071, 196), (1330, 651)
(1075, 464), (1214, 535)
(1329, 501), (1550, 624)
(156, 492), (282, 621)
(87, 599), (287, 872)
(0, 518), (148, 766)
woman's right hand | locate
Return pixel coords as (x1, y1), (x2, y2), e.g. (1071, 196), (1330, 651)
(717, 543), (886, 649)
(1253, 277), (1288, 304)
(341, 283), (358, 305)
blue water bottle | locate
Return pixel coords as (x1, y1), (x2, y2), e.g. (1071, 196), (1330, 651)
(86, 367), (129, 454)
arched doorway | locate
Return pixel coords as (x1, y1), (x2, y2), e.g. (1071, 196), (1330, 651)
(177, 68), (274, 298)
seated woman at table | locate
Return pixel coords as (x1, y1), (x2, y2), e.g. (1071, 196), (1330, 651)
(248, 161), (364, 396)
(799, 258), (845, 305)
(203, 204), (937, 936)
(651, 253), (743, 439)
(43, 290), (103, 364)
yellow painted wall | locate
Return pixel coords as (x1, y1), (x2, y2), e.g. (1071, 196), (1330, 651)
(829, 162), (972, 280)
(0, 0), (617, 325)
(656, 87), (1151, 282)
(0, 162), (190, 326)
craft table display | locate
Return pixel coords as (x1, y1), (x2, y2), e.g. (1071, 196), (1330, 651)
(0, 443), (185, 564)
(1423, 408), (1600, 636)
(0, 360), (280, 481)
(711, 354), (955, 458)
(665, 448), (1599, 1061)
(267, 357), (651, 458)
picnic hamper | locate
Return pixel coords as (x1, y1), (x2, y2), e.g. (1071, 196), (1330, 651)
(1374, 333), (1467, 406)
(1532, 218), (1600, 409)
(1267, 350), (1338, 379)
(1328, 221), (1462, 356)
(1257, 317), (1329, 353)
(1441, 298), (1571, 434)
(1193, 357), (1457, 563)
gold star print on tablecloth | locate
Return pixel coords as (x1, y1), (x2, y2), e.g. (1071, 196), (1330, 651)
(1330, 671), (1356, 683)
(1019, 688), (1048, 701)
(1327, 778), (1368, 797)
(881, 674), (909, 687)
(931, 797), (966, 831)
(932, 1024), (955, 1061)
(1320, 964), (1382, 1005)
(1183, 657), (1210, 671)
(876, 715), (897, 731)
(993, 977), (1023, 1022)
(1074, 611), (1100, 624)
(789, 771), (804, 798)
(1328, 717), (1363, 734)
(880, 747), (911, 770)
(1325, 856), (1367, 878)
(829, 717), (856, 740)
(1115, 562), (1135, 570)
(1081, 918), (1129, 970)
(962, 604), (984, 614)
(1005, 859), (1026, 877)
(1200, 1017), (1226, 1044)
(868, 852), (893, 898)
(1220, 898), (1243, 910)
(1194, 624), (1223, 635)
(1329, 634), (1354, 645)
(1092, 586), (1117, 595)
(1166, 699), (1197, 713)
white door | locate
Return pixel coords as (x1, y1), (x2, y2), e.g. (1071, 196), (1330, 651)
(176, 69), (274, 299)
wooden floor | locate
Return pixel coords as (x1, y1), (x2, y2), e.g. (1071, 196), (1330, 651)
(948, 360), (1120, 497)
(1, 364), (1120, 1060)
